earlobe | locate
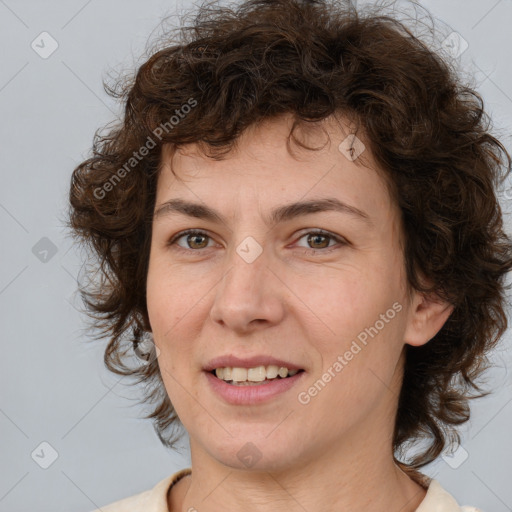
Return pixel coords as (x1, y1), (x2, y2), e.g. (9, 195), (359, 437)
(403, 291), (454, 347)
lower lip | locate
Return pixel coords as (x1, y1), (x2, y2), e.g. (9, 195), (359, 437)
(204, 371), (305, 405)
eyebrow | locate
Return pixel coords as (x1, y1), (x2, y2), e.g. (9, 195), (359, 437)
(154, 197), (372, 227)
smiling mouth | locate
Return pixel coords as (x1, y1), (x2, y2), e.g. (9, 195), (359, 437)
(209, 367), (305, 386)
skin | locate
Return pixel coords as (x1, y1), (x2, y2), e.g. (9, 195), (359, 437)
(145, 113), (453, 512)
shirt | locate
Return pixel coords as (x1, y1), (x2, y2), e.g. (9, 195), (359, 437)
(90, 468), (483, 512)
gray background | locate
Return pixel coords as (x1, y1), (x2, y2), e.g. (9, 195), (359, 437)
(0, 1), (511, 511)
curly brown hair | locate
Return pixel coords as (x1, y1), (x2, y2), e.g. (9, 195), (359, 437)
(68, 0), (512, 471)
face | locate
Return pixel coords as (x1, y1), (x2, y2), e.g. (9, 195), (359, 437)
(146, 114), (418, 472)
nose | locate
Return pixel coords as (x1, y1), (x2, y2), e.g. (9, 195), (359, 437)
(209, 242), (286, 334)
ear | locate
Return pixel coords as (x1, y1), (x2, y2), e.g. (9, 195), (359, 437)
(403, 289), (454, 347)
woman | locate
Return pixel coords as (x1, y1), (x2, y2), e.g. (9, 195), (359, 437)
(68, 0), (511, 510)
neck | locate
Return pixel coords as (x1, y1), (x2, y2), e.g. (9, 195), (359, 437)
(171, 436), (427, 512)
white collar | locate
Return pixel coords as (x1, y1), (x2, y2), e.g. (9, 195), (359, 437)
(416, 478), (481, 512)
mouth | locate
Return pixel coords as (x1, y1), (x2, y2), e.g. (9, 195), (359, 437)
(202, 356), (307, 404)
(208, 366), (305, 386)
(205, 365), (306, 405)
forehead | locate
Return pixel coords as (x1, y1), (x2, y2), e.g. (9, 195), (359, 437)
(155, 114), (397, 226)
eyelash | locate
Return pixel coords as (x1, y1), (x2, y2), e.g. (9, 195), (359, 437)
(167, 228), (347, 254)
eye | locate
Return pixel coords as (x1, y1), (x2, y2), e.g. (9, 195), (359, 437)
(167, 228), (348, 254)
(168, 229), (216, 251)
(294, 229), (347, 254)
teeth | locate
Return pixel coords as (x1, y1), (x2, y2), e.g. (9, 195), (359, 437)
(247, 366), (266, 382)
(231, 367), (248, 382)
(213, 365), (300, 382)
(266, 365), (279, 379)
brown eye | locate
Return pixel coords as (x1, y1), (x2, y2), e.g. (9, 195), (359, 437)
(169, 230), (213, 251)
(295, 230), (347, 253)
(186, 233), (209, 249)
(307, 233), (331, 249)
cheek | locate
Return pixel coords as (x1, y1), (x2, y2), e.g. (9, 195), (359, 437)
(300, 263), (402, 340)
(146, 259), (195, 379)
(300, 261), (408, 400)
(146, 264), (202, 414)
(146, 252), (201, 332)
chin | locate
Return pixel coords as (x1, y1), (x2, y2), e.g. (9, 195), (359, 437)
(204, 436), (303, 473)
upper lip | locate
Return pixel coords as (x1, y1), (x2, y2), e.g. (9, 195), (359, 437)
(203, 355), (304, 372)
